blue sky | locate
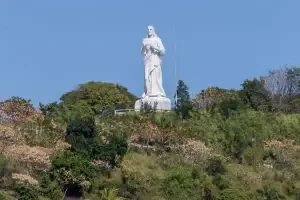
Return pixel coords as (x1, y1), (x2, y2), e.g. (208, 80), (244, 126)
(1, 1), (300, 106)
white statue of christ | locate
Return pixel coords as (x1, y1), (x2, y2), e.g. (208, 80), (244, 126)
(141, 25), (166, 98)
(134, 25), (171, 111)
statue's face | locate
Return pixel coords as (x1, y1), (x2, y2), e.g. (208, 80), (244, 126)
(148, 26), (154, 37)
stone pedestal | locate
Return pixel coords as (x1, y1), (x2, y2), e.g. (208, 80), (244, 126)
(134, 96), (171, 111)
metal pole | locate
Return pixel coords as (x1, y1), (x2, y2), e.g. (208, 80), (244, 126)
(173, 23), (178, 107)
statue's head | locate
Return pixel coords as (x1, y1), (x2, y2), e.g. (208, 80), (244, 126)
(147, 25), (157, 38)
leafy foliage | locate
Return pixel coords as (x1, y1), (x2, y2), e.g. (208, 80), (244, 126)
(65, 116), (128, 168)
(256, 185), (287, 200)
(50, 150), (101, 186)
(60, 81), (136, 115)
(39, 172), (64, 199)
(217, 188), (249, 200)
(66, 116), (97, 155)
(194, 87), (228, 111)
(95, 134), (128, 167)
(205, 157), (226, 176)
(164, 165), (215, 200)
(2, 66), (300, 199)
(240, 78), (271, 111)
(15, 182), (39, 200)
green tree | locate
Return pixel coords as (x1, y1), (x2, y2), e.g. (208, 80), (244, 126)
(93, 134), (128, 168)
(40, 81), (136, 124)
(175, 80), (192, 119)
(66, 116), (97, 155)
(60, 81), (136, 115)
(239, 78), (271, 111)
(65, 116), (128, 167)
(193, 87), (228, 111)
(50, 151), (100, 185)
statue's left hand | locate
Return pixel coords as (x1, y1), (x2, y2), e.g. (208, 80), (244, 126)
(151, 46), (160, 53)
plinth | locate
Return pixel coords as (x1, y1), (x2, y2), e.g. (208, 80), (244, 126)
(134, 96), (171, 111)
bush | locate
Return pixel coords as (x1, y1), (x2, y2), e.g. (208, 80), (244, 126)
(205, 157), (226, 176)
(212, 174), (231, 190)
(65, 115), (128, 169)
(93, 134), (128, 167)
(66, 116), (99, 156)
(151, 112), (178, 128)
(164, 165), (215, 200)
(50, 151), (101, 185)
(0, 192), (16, 200)
(177, 111), (222, 145)
(217, 188), (249, 200)
(220, 110), (268, 161)
(243, 147), (264, 166)
(0, 156), (14, 188)
(39, 172), (63, 199)
(66, 116), (96, 139)
(120, 152), (165, 196)
(15, 182), (39, 200)
(256, 185), (287, 200)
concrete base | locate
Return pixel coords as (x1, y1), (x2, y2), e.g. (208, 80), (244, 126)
(134, 96), (171, 111)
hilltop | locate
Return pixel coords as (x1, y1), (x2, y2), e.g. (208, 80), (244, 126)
(0, 66), (300, 199)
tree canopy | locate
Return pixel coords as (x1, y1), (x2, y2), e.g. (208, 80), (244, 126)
(40, 81), (136, 123)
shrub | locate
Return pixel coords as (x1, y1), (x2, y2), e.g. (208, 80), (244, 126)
(94, 134), (128, 168)
(221, 110), (268, 161)
(39, 172), (64, 199)
(15, 182), (39, 200)
(50, 151), (101, 185)
(256, 185), (287, 200)
(218, 98), (245, 119)
(164, 165), (215, 200)
(243, 147), (264, 166)
(0, 156), (14, 188)
(212, 174), (231, 190)
(205, 156), (226, 176)
(151, 112), (178, 128)
(66, 116), (99, 156)
(0, 192), (15, 200)
(217, 188), (249, 200)
(120, 152), (165, 194)
(66, 116), (96, 139)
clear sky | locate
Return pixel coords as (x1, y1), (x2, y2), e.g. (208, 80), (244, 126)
(1, 1), (300, 106)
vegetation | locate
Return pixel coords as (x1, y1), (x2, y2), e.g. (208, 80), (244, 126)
(0, 67), (300, 199)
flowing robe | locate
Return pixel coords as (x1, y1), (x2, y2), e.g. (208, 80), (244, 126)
(141, 36), (166, 98)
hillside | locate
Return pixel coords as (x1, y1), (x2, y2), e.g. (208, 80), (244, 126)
(1, 67), (300, 199)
